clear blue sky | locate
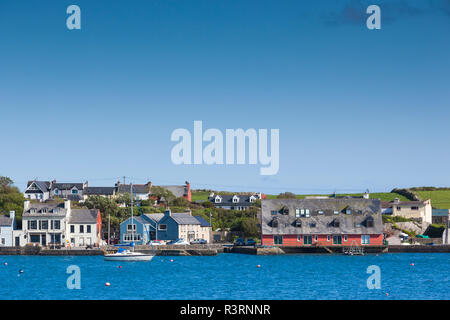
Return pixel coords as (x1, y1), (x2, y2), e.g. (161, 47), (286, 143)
(1, 0), (449, 194)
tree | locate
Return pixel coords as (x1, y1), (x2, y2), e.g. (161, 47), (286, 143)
(149, 186), (176, 205)
(0, 176), (25, 227)
(277, 192), (297, 199)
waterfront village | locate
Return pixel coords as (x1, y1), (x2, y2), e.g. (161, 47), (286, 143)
(0, 176), (449, 255)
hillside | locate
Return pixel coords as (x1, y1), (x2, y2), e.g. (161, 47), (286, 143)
(413, 189), (450, 209)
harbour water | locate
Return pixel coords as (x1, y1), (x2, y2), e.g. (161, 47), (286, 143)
(0, 253), (449, 300)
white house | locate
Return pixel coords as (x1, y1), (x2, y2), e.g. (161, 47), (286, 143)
(21, 200), (102, 247)
(0, 211), (16, 246)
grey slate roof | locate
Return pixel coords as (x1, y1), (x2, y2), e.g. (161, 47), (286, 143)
(261, 198), (383, 235)
(143, 213), (164, 223)
(52, 183), (84, 191)
(69, 209), (98, 224)
(117, 184), (149, 194)
(194, 216), (211, 227)
(85, 187), (115, 196)
(23, 202), (68, 216)
(25, 181), (51, 193)
(209, 195), (256, 207)
(171, 213), (201, 225)
(156, 186), (188, 198)
(0, 215), (12, 226)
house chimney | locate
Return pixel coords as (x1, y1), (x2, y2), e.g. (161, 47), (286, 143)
(164, 209), (171, 217)
(185, 208), (192, 216)
(394, 198), (400, 204)
(9, 211), (15, 220)
(24, 200), (30, 211)
(64, 200), (71, 210)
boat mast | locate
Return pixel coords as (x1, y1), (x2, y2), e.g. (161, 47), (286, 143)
(130, 183), (134, 247)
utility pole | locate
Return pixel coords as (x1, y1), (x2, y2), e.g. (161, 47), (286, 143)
(123, 176), (126, 185)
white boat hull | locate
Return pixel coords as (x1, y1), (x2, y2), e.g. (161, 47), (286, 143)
(104, 252), (154, 262)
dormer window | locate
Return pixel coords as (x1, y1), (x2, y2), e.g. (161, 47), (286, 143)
(366, 217), (374, 228)
(271, 210), (278, 215)
(249, 196), (256, 203)
(305, 209), (310, 217)
(333, 210), (339, 215)
(271, 218), (279, 228)
(41, 208), (48, 213)
(30, 208), (36, 214)
(54, 189), (59, 195)
(295, 219), (302, 227)
(232, 195), (239, 203)
(72, 189), (78, 194)
(317, 210), (324, 214)
(280, 206), (289, 215)
(310, 222), (316, 228)
(215, 195), (222, 203)
(346, 209), (352, 215)
(53, 208), (58, 214)
(333, 219), (340, 228)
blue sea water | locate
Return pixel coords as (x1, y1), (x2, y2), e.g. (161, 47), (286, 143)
(0, 253), (448, 300)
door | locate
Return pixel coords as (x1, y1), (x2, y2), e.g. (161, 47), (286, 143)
(41, 234), (46, 246)
(15, 237), (20, 247)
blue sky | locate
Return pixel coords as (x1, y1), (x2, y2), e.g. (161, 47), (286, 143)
(1, 0), (449, 194)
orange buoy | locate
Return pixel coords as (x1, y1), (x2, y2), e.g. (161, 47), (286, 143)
(256, 265), (261, 268)
(410, 263), (414, 266)
(385, 293), (389, 296)
(105, 282), (111, 287)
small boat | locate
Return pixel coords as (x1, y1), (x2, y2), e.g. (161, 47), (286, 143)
(104, 248), (154, 261)
(104, 183), (155, 262)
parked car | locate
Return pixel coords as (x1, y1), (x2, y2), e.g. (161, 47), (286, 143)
(246, 238), (256, 246)
(168, 239), (190, 245)
(190, 239), (207, 244)
(148, 240), (164, 246)
(234, 238), (245, 246)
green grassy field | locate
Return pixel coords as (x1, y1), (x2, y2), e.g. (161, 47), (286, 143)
(191, 191), (211, 201)
(414, 190), (450, 209)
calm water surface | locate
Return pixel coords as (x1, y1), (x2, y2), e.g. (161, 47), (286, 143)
(0, 253), (448, 300)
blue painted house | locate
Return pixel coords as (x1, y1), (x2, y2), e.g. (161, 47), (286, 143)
(120, 210), (212, 244)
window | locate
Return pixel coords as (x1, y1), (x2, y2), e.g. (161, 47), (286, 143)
(72, 189), (78, 194)
(272, 218), (279, 228)
(411, 206), (419, 210)
(315, 235), (318, 242)
(215, 196), (221, 203)
(297, 235), (302, 242)
(305, 209), (310, 217)
(41, 220), (48, 230)
(271, 210), (277, 216)
(397, 206), (401, 211)
(366, 219), (374, 228)
(54, 189), (59, 195)
(361, 235), (370, 245)
(232, 196), (239, 203)
(274, 235), (283, 245)
(80, 225), (84, 233)
(51, 220), (60, 230)
(87, 225), (91, 233)
(333, 210), (339, 215)
(127, 224), (136, 232)
(300, 209), (305, 216)
(304, 235), (312, 245)
(333, 235), (342, 245)
(29, 220), (37, 230)
(346, 209), (352, 214)
(30, 209), (36, 214)
(281, 206), (289, 215)
(295, 220), (301, 227)
(355, 223), (362, 228)
(158, 224), (167, 231)
(42, 208), (48, 213)
(70, 225), (75, 233)
(318, 210), (324, 215)
(295, 208), (300, 218)
(333, 220), (340, 228)
(310, 222), (316, 228)
(53, 208), (58, 214)
(327, 235), (331, 242)
(344, 235), (348, 242)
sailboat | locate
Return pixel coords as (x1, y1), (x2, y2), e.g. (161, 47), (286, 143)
(104, 183), (154, 262)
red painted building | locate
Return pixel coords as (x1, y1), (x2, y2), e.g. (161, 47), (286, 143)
(261, 198), (384, 247)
